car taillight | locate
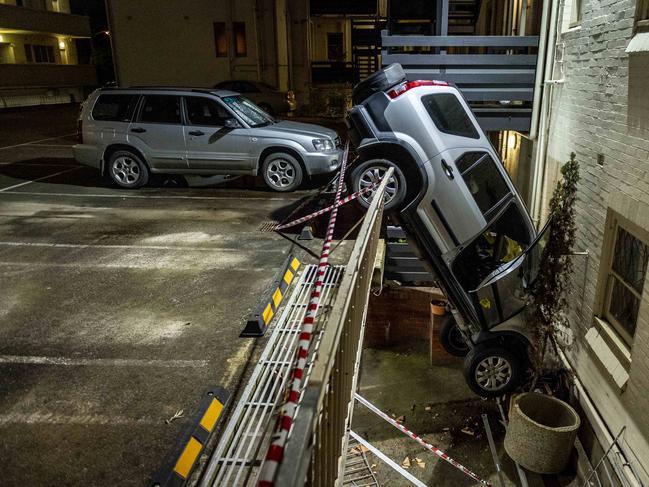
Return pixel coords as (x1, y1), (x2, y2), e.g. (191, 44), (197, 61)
(77, 119), (83, 144)
(387, 80), (449, 99)
(286, 90), (295, 102)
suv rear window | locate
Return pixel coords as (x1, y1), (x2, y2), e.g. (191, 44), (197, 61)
(457, 152), (509, 215)
(422, 93), (479, 139)
(91, 94), (139, 122)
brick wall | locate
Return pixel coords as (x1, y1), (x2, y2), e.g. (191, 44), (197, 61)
(542, 0), (649, 477)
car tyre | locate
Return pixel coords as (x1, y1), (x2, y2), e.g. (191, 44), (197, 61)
(463, 345), (524, 398)
(439, 315), (470, 357)
(262, 152), (303, 192)
(107, 150), (149, 189)
(349, 159), (407, 212)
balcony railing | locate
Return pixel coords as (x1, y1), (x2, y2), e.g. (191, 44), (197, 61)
(0, 3), (91, 37)
(381, 31), (540, 132)
(0, 64), (97, 88)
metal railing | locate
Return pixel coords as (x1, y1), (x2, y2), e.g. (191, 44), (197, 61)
(381, 30), (539, 131)
(271, 169), (392, 486)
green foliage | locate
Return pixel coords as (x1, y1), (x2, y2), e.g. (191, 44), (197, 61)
(529, 152), (580, 370)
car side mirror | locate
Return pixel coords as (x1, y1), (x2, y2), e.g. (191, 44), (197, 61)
(224, 118), (241, 129)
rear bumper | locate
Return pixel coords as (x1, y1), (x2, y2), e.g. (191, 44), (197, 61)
(73, 144), (100, 169)
(302, 149), (343, 176)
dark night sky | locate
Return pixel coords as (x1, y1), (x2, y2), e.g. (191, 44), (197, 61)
(70, 0), (109, 32)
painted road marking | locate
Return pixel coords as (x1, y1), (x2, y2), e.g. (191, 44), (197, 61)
(0, 412), (160, 426)
(0, 167), (81, 192)
(0, 190), (299, 201)
(0, 241), (284, 252)
(0, 355), (209, 368)
(0, 133), (75, 150)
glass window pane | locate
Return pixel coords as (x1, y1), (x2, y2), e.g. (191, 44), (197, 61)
(609, 277), (640, 338)
(186, 97), (229, 126)
(612, 226), (649, 294)
(213, 22), (227, 57)
(422, 93), (479, 139)
(92, 94), (139, 122)
(139, 95), (181, 124)
(461, 154), (510, 215)
(233, 22), (247, 57)
(456, 151), (486, 174)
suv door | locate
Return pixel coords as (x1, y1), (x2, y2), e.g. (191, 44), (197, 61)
(183, 96), (253, 173)
(130, 94), (187, 170)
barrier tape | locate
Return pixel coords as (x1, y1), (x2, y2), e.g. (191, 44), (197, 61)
(273, 181), (378, 231)
(355, 393), (493, 486)
(257, 144), (351, 487)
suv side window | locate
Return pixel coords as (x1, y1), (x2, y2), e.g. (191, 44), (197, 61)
(422, 93), (479, 139)
(138, 95), (182, 124)
(91, 94), (139, 122)
(456, 151), (510, 216)
(185, 97), (231, 126)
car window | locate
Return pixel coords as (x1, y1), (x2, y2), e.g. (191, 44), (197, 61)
(221, 95), (274, 127)
(452, 201), (532, 291)
(91, 94), (139, 122)
(457, 152), (510, 216)
(138, 95), (181, 124)
(185, 97), (231, 126)
(422, 93), (479, 139)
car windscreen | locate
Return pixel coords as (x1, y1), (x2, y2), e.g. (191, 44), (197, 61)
(422, 93), (479, 139)
(221, 95), (274, 127)
(92, 94), (140, 122)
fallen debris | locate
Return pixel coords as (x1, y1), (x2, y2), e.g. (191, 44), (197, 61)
(415, 457), (426, 469)
(402, 456), (411, 469)
(461, 427), (475, 436)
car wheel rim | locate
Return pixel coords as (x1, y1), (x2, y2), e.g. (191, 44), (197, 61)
(267, 159), (296, 188)
(111, 156), (140, 185)
(475, 356), (512, 392)
(358, 166), (398, 205)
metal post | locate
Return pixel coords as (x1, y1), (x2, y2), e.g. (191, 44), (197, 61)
(482, 414), (506, 487)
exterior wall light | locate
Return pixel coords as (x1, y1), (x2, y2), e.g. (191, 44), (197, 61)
(507, 132), (518, 150)
(59, 40), (66, 50)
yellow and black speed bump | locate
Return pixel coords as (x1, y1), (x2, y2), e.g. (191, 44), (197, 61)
(152, 386), (229, 487)
(240, 254), (301, 337)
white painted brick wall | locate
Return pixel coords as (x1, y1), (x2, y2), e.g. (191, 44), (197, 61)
(543, 0), (649, 479)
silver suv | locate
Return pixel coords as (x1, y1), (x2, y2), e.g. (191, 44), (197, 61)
(347, 64), (549, 397)
(73, 87), (342, 191)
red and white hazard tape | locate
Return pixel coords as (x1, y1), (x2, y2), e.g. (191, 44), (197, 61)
(273, 181), (378, 231)
(257, 144), (351, 487)
(355, 393), (493, 486)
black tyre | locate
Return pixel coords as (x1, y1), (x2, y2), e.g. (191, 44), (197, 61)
(439, 315), (470, 357)
(463, 345), (524, 398)
(261, 152), (303, 192)
(107, 149), (149, 189)
(349, 159), (407, 212)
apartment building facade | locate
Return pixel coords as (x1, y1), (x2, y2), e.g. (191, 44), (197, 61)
(0, 0), (96, 107)
(535, 0), (649, 482)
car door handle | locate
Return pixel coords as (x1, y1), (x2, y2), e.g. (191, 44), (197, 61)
(188, 130), (205, 136)
(130, 127), (146, 133)
(441, 159), (455, 180)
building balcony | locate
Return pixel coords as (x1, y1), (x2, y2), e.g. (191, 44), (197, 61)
(0, 3), (91, 37)
(0, 63), (97, 88)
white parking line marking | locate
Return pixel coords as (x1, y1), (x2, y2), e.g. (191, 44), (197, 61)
(0, 162), (79, 167)
(0, 167), (82, 192)
(0, 241), (281, 252)
(0, 190), (297, 201)
(0, 355), (209, 368)
(0, 133), (75, 151)
(0, 412), (159, 426)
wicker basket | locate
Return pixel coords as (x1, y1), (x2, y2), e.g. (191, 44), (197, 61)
(504, 392), (581, 474)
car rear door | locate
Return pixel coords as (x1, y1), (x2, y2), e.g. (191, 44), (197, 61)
(183, 95), (252, 173)
(129, 94), (187, 170)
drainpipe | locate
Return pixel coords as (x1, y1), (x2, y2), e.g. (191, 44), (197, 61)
(530, 0), (560, 224)
(529, 0), (551, 140)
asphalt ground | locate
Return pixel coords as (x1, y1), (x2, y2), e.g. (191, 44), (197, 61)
(0, 105), (338, 486)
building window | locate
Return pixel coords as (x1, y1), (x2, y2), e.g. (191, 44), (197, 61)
(24, 44), (56, 64)
(327, 32), (344, 61)
(233, 22), (247, 57)
(213, 22), (227, 57)
(570, 0), (583, 27)
(637, 0), (649, 28)
(599, 218), (649, 346)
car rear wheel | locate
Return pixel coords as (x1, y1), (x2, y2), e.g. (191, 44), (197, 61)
(108, 150), (149, 189)
(463, 345), (524, 398)
(439, 315), (470, 357)
(262, 152), (303, 192)
(349, 159), (407, 212)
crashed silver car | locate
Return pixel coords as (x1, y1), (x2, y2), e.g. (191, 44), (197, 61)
(74, 87), (342, 191)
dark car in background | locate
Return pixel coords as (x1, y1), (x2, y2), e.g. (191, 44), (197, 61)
(213, 80), (296, 115)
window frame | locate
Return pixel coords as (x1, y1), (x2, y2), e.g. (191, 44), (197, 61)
(596, 212), (649, 348)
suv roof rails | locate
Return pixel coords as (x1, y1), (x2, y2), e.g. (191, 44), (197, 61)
(98, 86), (217, 95)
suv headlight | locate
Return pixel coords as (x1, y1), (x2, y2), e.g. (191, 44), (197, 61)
(312, 138), (334, 151)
